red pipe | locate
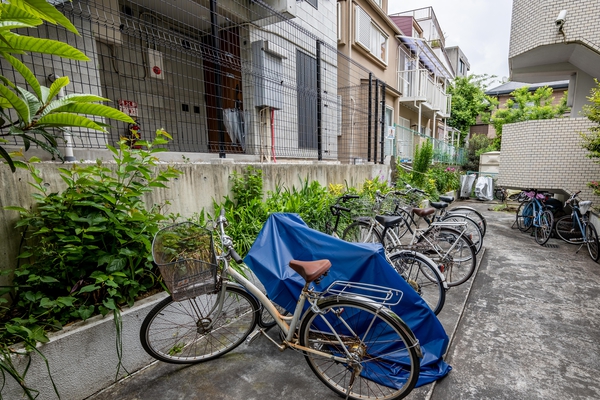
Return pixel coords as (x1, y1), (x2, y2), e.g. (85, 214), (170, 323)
(271, 108), (276, 163)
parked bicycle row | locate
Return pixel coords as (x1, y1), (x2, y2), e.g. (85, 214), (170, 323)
(325, 185), (485, 316)
(135, 185), (489, 399)
(513, 189), (599, 262)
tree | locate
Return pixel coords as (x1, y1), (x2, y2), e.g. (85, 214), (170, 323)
(581, 79), (600, 196)
(0, 0), (134, 172)
(447, 74), (498, 146)
(490, 85), (569, 150)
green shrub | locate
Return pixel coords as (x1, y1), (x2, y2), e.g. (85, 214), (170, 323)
(1, 131), (181, 346)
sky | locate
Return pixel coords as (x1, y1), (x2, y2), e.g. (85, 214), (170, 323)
(388, 0), (513, 87)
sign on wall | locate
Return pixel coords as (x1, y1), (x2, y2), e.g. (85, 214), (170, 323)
(118, 100), (138, 117)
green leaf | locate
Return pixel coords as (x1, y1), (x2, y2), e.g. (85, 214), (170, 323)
(0, 32), (89, 60)
(30, 325), (50, 343)
(10, 0), (79, 34)
(0, 145), (16, 171)
(52, 103), (135, 123)
(102, 298), (117, 310)
(107, 257), (126, 272)
(78, 284), (100, 293)
(1, 4), (43, 26)
(35, 113), (106, 131)
(1, 51), (41, 99)
(0, 81), (30, 121)
(77, 305), (95, 320)
(39, 276), (59, 283)
(56, 296), (75, 307)
(3, 205), (28, 212)
(39, 297), (56, 308)
(46, 75), (69, 102)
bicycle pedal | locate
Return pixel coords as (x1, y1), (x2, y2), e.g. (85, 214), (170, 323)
(245, 329), (263, 345)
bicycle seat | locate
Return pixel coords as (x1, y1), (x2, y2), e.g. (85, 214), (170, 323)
(375, 214), (406, 229)
(429, 202), (449, 210)
(439, 195), (454, 203)
(412, 207), (436, 217)
(289, 259), (332, 283)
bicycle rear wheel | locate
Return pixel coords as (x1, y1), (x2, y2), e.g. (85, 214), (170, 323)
(534, 210), (554, 245)
(516, 201), (533, 232)
(586, 222), (600, 261)
(140, 286), (258, 363)
(343, 220), (383, 244)
(554, 215), (583, 244)
(299, 297), (420, 400)
(387, 250), (446, 315)
(417, 227), (477, 287)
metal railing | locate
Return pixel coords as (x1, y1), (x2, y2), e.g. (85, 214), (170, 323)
(398, 69), (451, 116)
(393, 125), (466, 165)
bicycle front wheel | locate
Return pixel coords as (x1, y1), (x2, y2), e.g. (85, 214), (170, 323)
(440, 214), (483, 254)
(534, 210), (554, 245)
(299, 297), (421, 400)
(140, 286), (258, 363)
(343, 220), (383, 245)
(447, 206), (487, 237)
(586, 222), (600, 261)
(387, 250), (446, 315)
(554, 215), (583, 244)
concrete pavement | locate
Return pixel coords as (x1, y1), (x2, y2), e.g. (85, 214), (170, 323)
(88, 201), (600, 400)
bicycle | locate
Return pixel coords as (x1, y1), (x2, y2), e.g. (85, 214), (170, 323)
(343, 206), (477, 288)
(554, 191), (600, 261)
(374, 189), (484, 256)
(515, 190), (554, 245)
(327, 194), (447, 315)
(140, 209), (422, 400)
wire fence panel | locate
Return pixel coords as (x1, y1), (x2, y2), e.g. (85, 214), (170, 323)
(0, 0), (465, 165)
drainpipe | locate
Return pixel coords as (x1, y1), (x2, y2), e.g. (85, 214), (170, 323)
(210, 0), (225, 158)
(316, 40), (322, 161)
(380, 82), (386, 164)
(367, 73), (372, 162)
(49, 74), (76, 162)
(373, 79), (379, 162)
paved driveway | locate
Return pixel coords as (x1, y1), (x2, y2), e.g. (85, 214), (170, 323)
(88, 201), (600, 400)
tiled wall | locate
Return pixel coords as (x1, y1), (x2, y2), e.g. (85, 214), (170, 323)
(510, 0), (600, 58)
(498, 118), (600, 200)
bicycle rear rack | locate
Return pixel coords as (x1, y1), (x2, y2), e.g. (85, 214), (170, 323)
(322, 281), (403, 306)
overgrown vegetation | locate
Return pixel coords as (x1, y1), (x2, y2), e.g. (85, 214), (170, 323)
(1, 132), (180, 352)
(447, 74), (498, 146)
(463, 134), (493, 172)
(490, 85), (569, 150)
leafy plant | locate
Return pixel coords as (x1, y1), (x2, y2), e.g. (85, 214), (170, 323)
(491, 85), (569, 150)
(1, 131), (181, 349)
(411, 140), (434, 187)
(0, 0), (134, 171)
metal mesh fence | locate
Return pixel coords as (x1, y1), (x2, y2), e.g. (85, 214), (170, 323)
(0, 0), (464, 165)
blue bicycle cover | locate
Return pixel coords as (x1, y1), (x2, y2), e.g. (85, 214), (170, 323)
(244, 213), (451, 387)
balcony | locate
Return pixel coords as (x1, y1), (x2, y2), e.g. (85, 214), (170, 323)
(398, 69), (451, 118)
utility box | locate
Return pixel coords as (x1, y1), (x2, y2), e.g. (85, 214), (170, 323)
(252, 40), (285, 110)
(479, 151), (500, 174)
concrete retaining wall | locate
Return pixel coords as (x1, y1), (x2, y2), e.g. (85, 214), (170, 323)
(3, 292), (168, 400)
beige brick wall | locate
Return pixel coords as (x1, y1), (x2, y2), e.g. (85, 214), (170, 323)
(498, 118), (600, 200)
(510, 0), (600, 58)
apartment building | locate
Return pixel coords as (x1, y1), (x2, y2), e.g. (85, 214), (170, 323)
(498, 0), (600, 199)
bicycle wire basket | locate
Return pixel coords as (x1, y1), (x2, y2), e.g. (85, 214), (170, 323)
(152, 222), (218, 301)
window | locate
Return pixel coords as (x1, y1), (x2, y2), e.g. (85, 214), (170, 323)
(306, 0), (317, 10)
(355, 6), (388, 63)
(459, 59), (465, 75)
(297, 50), (318, 150)
(337, 2), (342, 41)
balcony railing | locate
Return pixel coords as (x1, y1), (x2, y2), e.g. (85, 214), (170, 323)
(398, 68), (451, 117)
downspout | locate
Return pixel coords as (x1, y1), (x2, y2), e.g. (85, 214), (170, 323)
(380, 82), (385, 164)
(49, 74), (75, 162)
(210, 0), (226, 158)
(367, 73), (372, 162)
(316, 40), (322, 161)
(271, 108), (276, 162)
(373, 79), (379, 162)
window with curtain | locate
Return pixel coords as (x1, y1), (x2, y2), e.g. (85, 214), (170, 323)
(355, 6), (388, 63)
